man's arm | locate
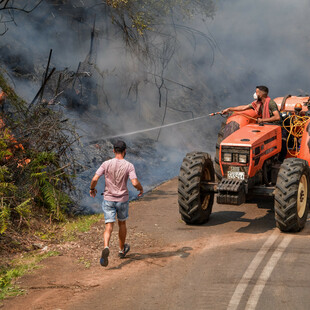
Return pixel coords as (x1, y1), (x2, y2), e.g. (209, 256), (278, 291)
(222, 104), (252, 114)
(257, 110), (281, 124)
(131, 178), (143, 197)
(89, 174), (100, 197)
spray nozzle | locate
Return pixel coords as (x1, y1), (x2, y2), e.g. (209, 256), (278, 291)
(209, 111), (223, 116)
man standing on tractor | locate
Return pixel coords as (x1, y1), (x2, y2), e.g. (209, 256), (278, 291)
(222, 85), (281, 125)
(222, 85), (287, 160)
(89, 140), (143, 267)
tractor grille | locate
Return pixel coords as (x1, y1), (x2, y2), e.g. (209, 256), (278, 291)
(221, 146), (250, 178)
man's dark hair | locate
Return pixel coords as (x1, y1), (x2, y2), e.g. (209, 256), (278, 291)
(113, 140), (127, 153)
(256, 85), (269, 94)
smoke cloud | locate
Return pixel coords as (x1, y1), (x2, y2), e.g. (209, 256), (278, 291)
(1, 0), (310, 212)
(201, 0), (310, 102)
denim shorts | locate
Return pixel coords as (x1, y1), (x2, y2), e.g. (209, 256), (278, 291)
(102, 200), (129, 223)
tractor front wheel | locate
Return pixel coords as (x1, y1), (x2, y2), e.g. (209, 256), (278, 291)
(178, 152), (215, 225)
(274, 158), (310, 232)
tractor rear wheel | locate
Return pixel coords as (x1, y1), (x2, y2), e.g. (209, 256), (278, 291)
(178, 152), (215, 225)
(274, 158), (310, 232)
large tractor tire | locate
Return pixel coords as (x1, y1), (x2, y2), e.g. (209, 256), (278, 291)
(274, 158), (310, 232)
(215, 121), (240, 181)
(178, 152), (215, 225)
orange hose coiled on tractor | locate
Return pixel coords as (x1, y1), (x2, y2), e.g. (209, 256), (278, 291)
(283, 115), (309, 156)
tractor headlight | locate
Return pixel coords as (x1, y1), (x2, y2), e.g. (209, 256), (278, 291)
(238, 154), (248, 164)
(223, 153), (232, 162)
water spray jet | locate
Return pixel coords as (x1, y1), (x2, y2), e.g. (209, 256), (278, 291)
(86, 114), (209, 145)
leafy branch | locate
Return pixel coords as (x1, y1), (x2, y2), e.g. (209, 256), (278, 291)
(0, 73), (80, 234)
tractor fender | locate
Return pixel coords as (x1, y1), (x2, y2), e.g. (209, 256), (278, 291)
(298, 118), (310, 165)
(226, 109), (258, 128)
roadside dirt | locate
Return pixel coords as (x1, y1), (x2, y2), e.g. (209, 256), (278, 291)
(2, 178), (188, 310)
(1, 177), (280, 310)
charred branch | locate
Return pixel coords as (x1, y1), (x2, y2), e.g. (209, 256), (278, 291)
(27, 67), (56, 113)
(0, 0), (43, 13)
(0, 0), (43, 36)
(39, 49), (53, 103)
(146, 71), (193, 91)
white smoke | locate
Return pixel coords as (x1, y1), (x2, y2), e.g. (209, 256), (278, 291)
(2, 0), (310, 210)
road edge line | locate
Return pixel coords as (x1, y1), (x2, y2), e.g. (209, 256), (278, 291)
(227, 230), (279, 310)
(245, 235), (293, 310)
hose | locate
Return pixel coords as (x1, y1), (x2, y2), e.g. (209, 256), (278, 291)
(282, 115), (309, 156)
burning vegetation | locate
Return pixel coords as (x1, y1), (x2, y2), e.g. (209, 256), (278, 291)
(0, 72), (80, 236)
(0, 0), (218, 242)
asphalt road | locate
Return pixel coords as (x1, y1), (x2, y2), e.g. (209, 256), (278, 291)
(68, 178), (310, 310)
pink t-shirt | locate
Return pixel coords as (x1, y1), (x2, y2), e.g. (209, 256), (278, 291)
(95, 158), (137, 202)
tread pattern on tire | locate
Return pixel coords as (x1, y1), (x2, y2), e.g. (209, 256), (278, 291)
(274, 158), (310, 232)
(178, 152), (214, 225)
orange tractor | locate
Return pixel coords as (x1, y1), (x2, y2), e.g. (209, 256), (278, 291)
(178, 95), (310, 232)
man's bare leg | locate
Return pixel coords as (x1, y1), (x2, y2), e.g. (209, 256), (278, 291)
(103, 222), (114, 248)
(118, 220), (127, 250)
(100, 222), (114, 267)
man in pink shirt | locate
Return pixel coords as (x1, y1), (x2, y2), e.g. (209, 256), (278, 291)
(90, 140), (143, 267)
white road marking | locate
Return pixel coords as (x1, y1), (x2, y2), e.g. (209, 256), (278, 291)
(245, 235), (293, 310)
(227, 230), (279, 310)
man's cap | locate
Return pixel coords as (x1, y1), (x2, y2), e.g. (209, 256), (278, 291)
(113, 140), (127, 152)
